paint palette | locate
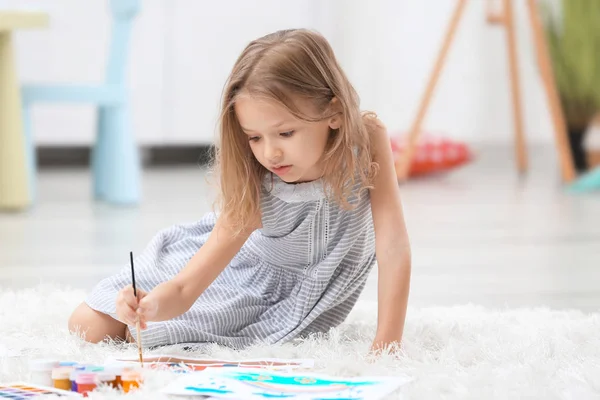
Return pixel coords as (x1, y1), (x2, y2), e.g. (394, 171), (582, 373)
(0, 383), (80, 398)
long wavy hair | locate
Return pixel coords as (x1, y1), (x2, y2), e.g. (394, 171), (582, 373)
(215, 29), (378, 233)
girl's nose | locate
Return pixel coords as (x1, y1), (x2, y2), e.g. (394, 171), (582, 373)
(265, 145), (283, 163)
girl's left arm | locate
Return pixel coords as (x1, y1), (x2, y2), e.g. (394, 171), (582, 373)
(368, 118), (412, 351)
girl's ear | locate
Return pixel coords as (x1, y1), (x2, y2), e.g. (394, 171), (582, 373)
(327, 97), (342, 130)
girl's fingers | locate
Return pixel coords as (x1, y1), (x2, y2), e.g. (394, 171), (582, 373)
(138, 297), (157, 320)
(117, 301), (139, 326)
(123, 288), (139, 309)
(126, 308), (138, 325)
(118, 286), (151, 328)
(136, 309), (149, 330)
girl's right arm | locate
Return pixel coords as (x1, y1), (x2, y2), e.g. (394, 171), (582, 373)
(120, 212), (261, 326)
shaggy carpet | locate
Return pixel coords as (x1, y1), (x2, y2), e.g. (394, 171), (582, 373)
(0, 284), (599, 399)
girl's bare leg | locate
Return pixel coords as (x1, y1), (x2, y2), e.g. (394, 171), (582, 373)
(68, 302), (131, 343)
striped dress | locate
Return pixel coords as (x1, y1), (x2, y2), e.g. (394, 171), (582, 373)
(86, 174), (376, 349)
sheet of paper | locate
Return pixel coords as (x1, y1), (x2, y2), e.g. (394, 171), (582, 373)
(161, 368), (412, 399)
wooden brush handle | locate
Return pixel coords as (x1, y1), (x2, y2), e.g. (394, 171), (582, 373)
(136, 320), (143, 366)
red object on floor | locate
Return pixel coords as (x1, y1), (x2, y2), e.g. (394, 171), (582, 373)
(390, 135), (473, 177)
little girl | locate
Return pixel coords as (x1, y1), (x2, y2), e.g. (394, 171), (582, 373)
(69, 28), (411, 352)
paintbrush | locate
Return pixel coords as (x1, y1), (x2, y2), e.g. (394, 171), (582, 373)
(130, 251), (144, 366)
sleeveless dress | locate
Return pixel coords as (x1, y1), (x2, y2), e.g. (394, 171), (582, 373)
(85, 174), (376, 349)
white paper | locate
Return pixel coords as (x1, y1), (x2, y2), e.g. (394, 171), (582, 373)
(161, 367), (411, 399)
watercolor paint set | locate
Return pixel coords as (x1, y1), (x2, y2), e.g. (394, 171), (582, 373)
(0, 383), (80, 399)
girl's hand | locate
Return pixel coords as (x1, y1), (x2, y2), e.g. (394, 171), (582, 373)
(116, 285), (155, 329)
(369, 333), (402, 357)
(136, 293), (159, 327)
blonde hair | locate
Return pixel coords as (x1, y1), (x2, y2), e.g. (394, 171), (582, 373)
(215, 28), (378, 233)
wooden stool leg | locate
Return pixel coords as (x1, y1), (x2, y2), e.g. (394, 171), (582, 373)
(22, 102), (36, 202)
(0, 32), (30, 210)
(396, 0), (468, 181)
(525, 0), (576, 182)
(503, 0), (528, 174)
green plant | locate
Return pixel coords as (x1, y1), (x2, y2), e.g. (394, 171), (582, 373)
(542, 0), (600, 131)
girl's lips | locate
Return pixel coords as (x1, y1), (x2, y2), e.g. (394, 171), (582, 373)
(272, 165), (292, 175)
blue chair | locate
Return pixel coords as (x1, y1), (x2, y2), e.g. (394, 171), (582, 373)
(21, 0), (141, 205)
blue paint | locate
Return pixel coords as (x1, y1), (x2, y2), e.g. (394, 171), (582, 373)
(184, 386), (233, 395)
(224, 371), (376, 387)
(251, 393), (295, 398)
(59, 361), (78, 367)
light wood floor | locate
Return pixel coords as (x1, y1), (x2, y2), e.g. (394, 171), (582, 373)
(1, 145), (598, 312)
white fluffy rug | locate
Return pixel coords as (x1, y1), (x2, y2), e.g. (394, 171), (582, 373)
(1, 284), (599, 399)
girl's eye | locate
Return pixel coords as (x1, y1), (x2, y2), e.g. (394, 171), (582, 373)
(280, 130), (295, 137)
(248, 136), (260, 142)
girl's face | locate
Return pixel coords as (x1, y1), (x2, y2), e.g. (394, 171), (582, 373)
(235, 95), (340, 183)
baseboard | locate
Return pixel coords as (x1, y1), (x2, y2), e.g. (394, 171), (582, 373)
(37, 145), (215, 167)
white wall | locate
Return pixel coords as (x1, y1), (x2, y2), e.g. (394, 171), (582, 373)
(165, 0), (322, 145)
(331, 0), (556, 145)
(6, 0), (557, 146)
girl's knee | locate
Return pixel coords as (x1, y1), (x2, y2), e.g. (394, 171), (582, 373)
(68, 302), (98, 341)
(68, 303), (89, 335)
(68, 302), (125, 343)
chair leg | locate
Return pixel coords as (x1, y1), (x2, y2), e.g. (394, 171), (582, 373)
(93, 104), (141, 205)
(92, 107), (108, 200)
(22, 103), (36, 202)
